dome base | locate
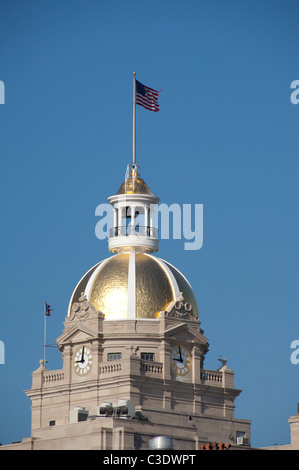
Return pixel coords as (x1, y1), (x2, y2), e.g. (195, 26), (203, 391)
(108, 236), (159, 254)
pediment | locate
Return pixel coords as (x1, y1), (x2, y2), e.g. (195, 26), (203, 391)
(164, 321), (208, 345)
(56, 323), (98, 348)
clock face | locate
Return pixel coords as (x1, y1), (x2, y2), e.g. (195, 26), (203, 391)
(170, 345), (192, 376)
(73, 345), (93, 376)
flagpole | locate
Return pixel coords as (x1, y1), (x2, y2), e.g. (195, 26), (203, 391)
(132, 72), (136, 168)
(44, 300), (47, 363)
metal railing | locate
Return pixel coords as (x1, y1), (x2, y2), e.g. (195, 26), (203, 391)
(109, 226), (158, 239)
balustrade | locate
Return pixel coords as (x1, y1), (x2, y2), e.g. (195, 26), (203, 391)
(43, 370), (64, 384)
(140, 360), (163, 375)
(200, 369), (223, 385)
(99, 362), (122, 374)
(109, 226), (158, 239)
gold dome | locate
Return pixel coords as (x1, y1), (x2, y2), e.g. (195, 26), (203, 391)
(68, 253), (199, 320)
(116, 176), (153, 195)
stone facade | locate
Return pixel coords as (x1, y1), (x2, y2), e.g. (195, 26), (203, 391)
(1, 296), (251, 450)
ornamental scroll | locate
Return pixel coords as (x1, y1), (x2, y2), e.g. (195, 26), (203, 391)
(165, 292), (197, 320)
(67, 292), (102, 321)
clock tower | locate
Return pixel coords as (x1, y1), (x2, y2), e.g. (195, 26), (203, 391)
(3, 163), (251, 450)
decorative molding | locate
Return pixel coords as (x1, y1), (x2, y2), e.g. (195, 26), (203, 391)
(128, 342), (139, 356)
(165, 292), (197, 320)
(67, 292), (102, 321)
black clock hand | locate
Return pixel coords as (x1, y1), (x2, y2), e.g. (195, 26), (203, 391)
(178, 346), (183, 362)
(80, 346), (85, 363)
(75, 357), (84, 363)
(173, 347), (183, 362)
(76, 346), (85, 363)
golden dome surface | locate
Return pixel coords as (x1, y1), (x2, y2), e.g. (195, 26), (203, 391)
(116, 175), (153, 195)
(68, 253), (199, 320)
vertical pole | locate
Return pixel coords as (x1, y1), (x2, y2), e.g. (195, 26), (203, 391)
(44, 303), (47, 363)
(132, 72), (136, 168)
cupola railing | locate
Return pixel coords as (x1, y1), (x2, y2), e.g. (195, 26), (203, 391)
(109, 226), (158, 239)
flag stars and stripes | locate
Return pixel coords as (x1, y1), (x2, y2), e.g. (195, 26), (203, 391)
(136, 80), (161, 112)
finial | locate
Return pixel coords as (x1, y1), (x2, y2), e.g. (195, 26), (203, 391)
(218, 356), (227, 368)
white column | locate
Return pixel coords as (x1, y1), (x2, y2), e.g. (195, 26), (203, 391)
(113, 208), (118, 228)
(150, 209), (154, 229)
(145, 206), (149, 229)
(118, 207), (123, 229)
(131, 206), (136, 233)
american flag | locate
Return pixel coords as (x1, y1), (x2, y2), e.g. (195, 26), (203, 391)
(136, 80), (160, 112)
(45, 301), (54, 317)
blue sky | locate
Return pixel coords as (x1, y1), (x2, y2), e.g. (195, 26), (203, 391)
(0, 0), (299, 448)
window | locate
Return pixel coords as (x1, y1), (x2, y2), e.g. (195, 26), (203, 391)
(236, 431), (249, 446)
(49, 420), (55, 426)
(141, 353), (155, 362)
(108, 352), (122, 361)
